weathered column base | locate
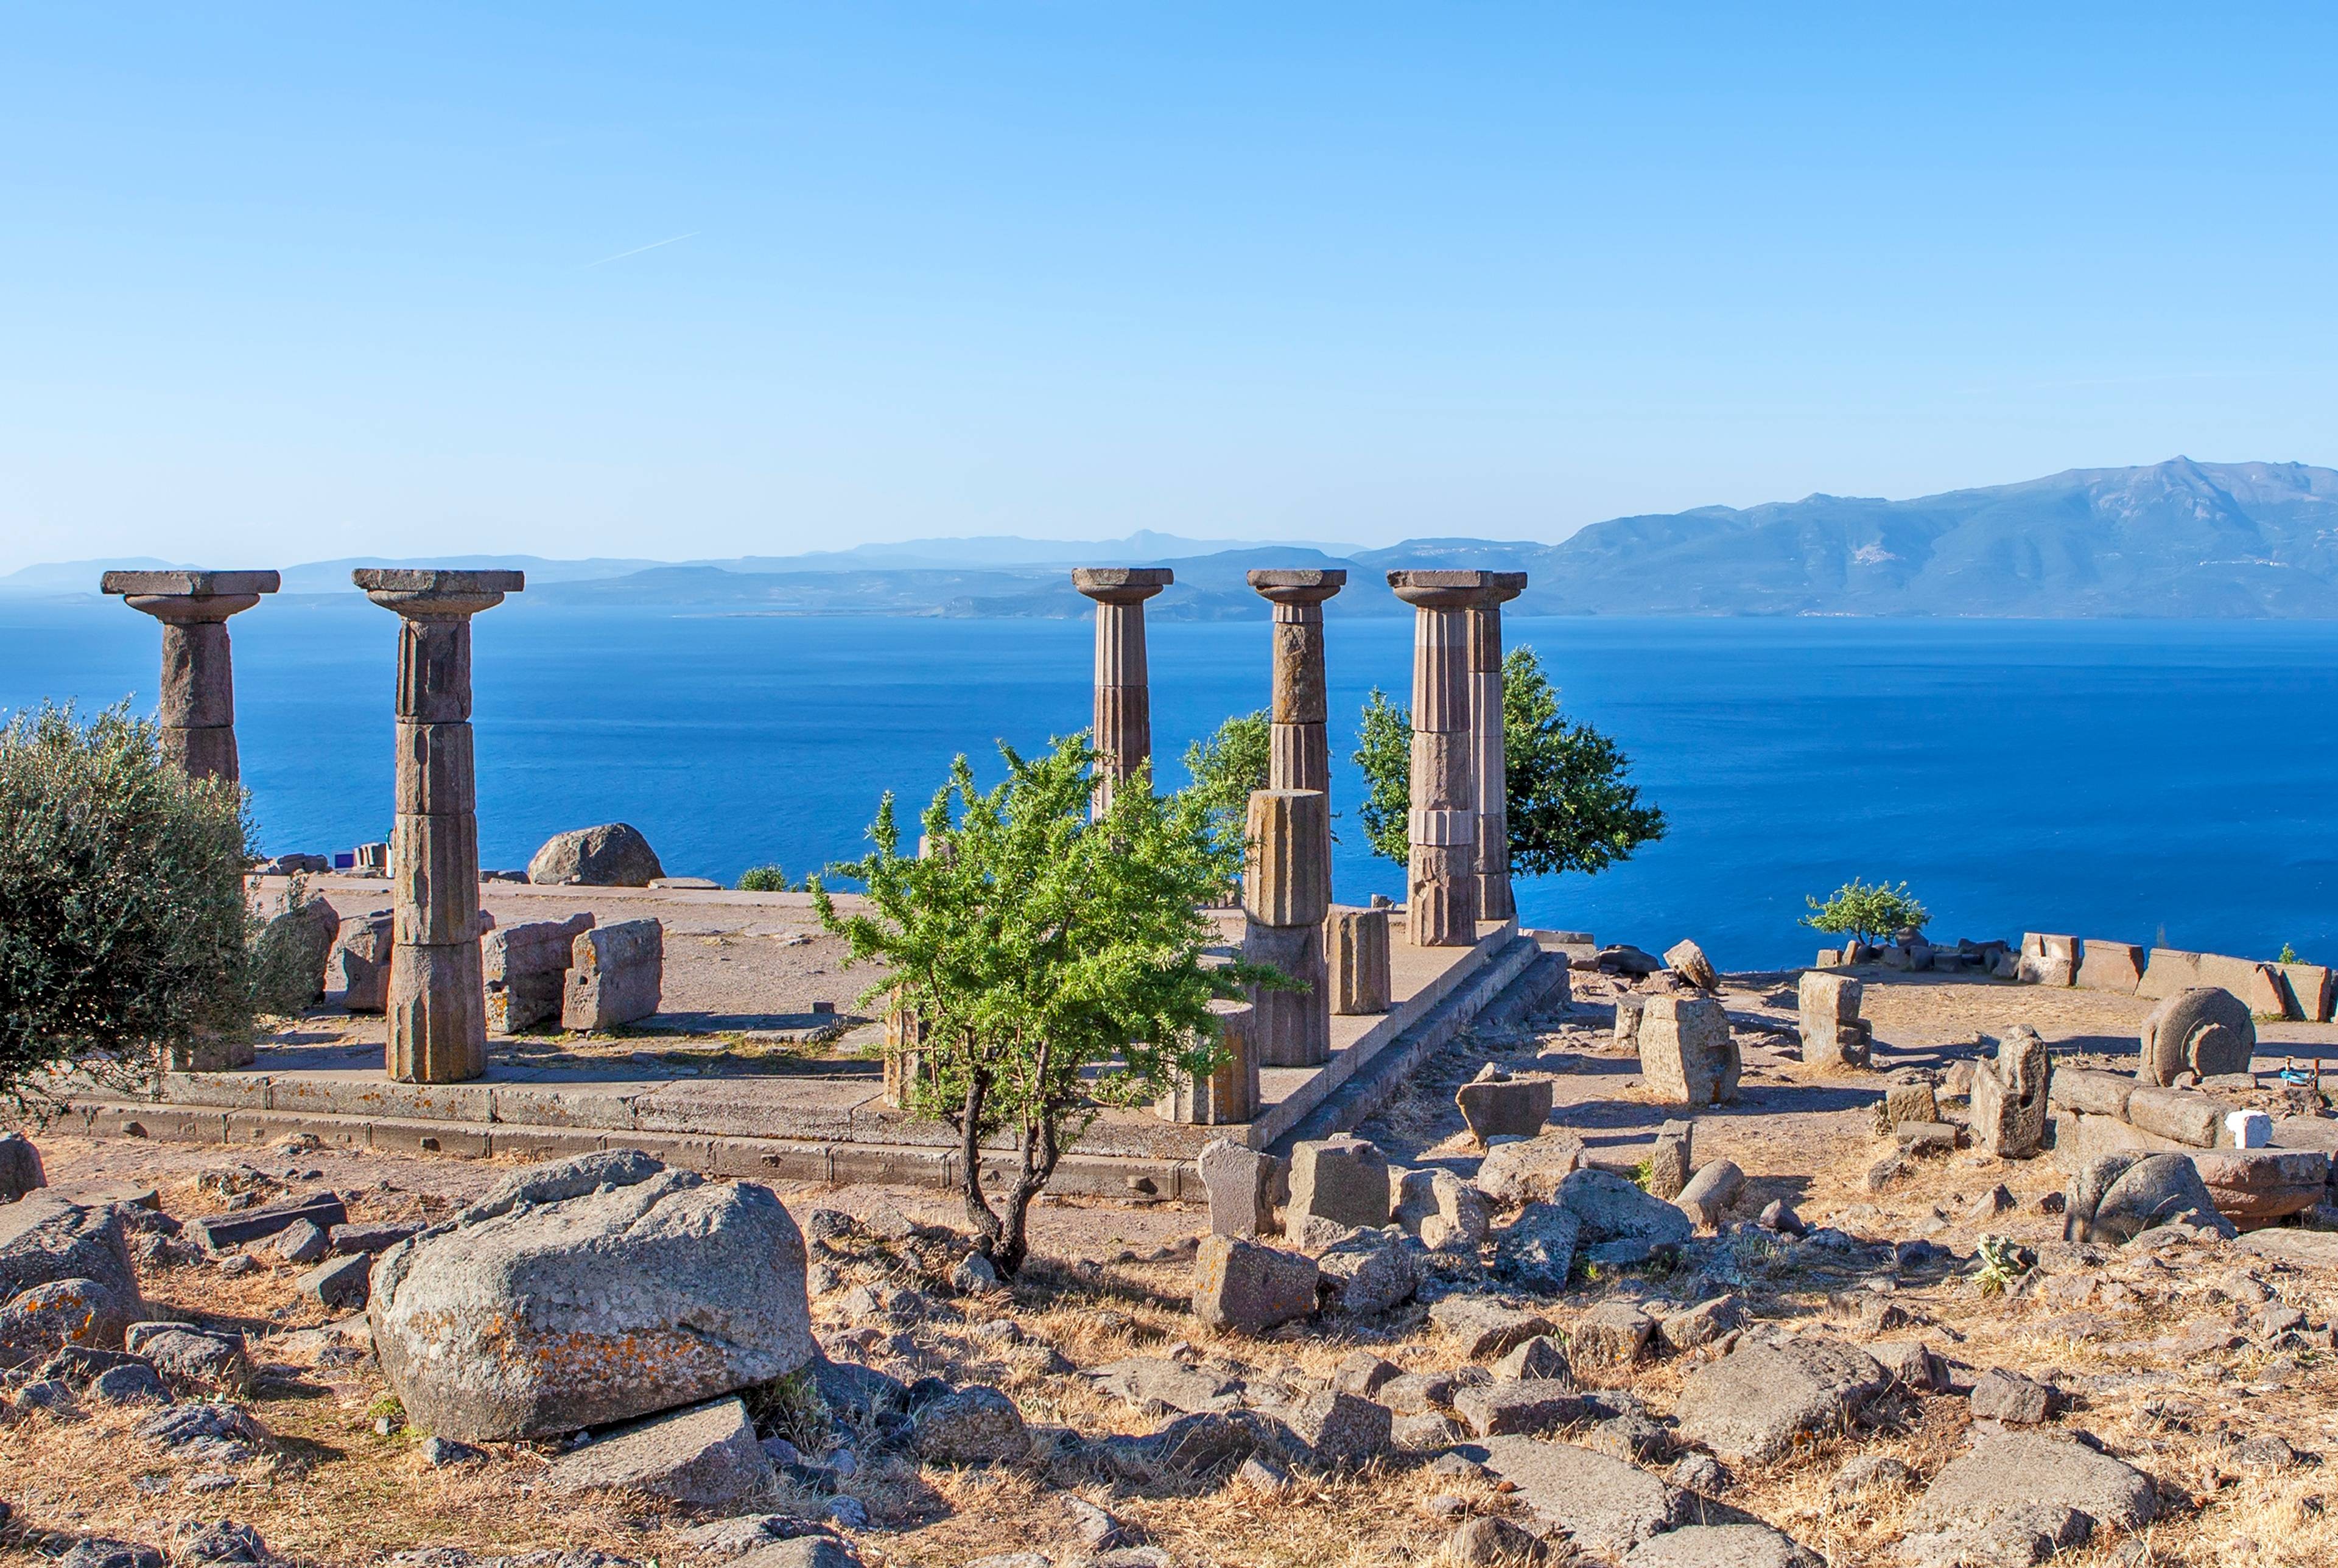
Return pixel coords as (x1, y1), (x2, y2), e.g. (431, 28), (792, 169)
(387, 942), (488, 1083)
(1160, 999), (1259, 1124)
(1243, 920), (1330, 1067)
(1329, 905), (1392, 1013)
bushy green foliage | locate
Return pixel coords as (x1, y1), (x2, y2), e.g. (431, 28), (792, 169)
(0, 703), (257, 1110)
(1179, 709), (1271, 855)
(1801, 877), (1929, 946)
(1353, 646), (1665, 875)
(738, 864), (795, 892)
(813, 733), (1276, 1273)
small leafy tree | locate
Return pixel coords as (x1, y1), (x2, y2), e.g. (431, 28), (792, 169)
(0, 702), (258, 1111)
(1354, 646), (1665, 875)
(1801, 878), (1928, 947)
(813, 734), (1273, 1275)
(1180, 709), (1271, 855)
(738, 864), (795, 892)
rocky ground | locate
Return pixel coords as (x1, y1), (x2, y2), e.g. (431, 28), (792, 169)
(5, 967), (2337, 1568)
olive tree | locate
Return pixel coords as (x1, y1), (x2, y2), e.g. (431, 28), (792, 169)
(1802, 878), (1928, 947)
(814, 734), (1273, 1274)
(1354, 646), (1665, 875)
(0, 703), (258, 1111)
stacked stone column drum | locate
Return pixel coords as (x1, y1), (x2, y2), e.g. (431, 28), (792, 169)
(1388, 571), (1508, 947)
(1466, 573), (1528, 922)
(1162, 998), (1260, 1124)
(1243, 788), (1332, 1067)
(100, 570), (281, 783)
(356, 568), (523, 1084)
(1247, 568), (1345, 910)
(1072, 566), (1173, 818)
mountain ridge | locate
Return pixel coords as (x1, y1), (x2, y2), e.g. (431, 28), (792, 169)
(11, 459), (2337, 618)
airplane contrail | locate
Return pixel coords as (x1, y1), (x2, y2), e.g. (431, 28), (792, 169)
(583, 231), (700, 268)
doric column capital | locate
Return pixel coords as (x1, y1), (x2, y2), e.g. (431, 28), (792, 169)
(354, 567), (524, 620)
(1386, 568), (1526, 610)
(104, 570), (278, 625)
(1247, 567), (1347, 611)
(1072, 566), (1173, 605)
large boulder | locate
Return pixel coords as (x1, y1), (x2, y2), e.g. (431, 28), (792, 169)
(369, 1152), (815, 1440)
(1674, 1337), (1889, 1465)
(0, 1194), (143, 1357)
(528, 823), (665, 887)
(1, 1132), (45, 1202)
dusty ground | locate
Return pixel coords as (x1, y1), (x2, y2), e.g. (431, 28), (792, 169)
(7, 967), (2338, 1568)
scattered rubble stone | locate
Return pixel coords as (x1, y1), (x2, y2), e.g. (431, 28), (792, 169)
(1193, 1236), (1318, 1334)
(1624, 1524), (1822, 1568)
(1283, 1390), (1394, 1468)
(1913, 1431), (2159, 1539)
(1473, 1437), (1687, 1558)
(1431, 1297), (1557, 1359)
(1674, 1161), (1744, 1230)
(1478, 1132), (1590, 1208)
(0, 1132), (46, 1202)
(1, 1194), (145, 1353)
(1647, 1122), (1695, 1202)
(912, 1385), (1029, 1464)
(1493, 1203), (1580, 1292)
(1493, 1335), (1570, 1382)
(548, 1398), (776, 1507)
(1665, 940), (1721, 992)
(1570, 1301), (1656, 1368)
(1638, 995), (1742, 1106)
(1831, 1454), (1916, 1499)
(1674, 1336), (1889, 1465)
(1198, 1139), (1276, 1239)
(1969, 1368), (2059, 1425)
(1457, 1065), (1554, 1144)
(1288, 1137), (1391, 1230)
(1448, 1516), (1550, 1568)
(1454, 1378), (1587, 1437)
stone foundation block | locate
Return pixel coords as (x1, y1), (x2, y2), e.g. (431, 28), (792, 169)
(484, 913), (597, 1034)
(1971, 1024), (2051, 1158)
(2125, 1085), (2225, 1148)
(1289, 1136), (1390, 1229)
(2137, 948), (2205, 1000)
(330, 910), (396, 1013)
(562, 918), (663, 1031)
(1637, 995), (1739, 1105)
(2076, 940), (2144, 993)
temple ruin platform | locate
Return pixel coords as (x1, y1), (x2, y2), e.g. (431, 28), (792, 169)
(59, 877), (1549, 1197)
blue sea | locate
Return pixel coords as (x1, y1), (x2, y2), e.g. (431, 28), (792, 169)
(6, 593), (2336, 971)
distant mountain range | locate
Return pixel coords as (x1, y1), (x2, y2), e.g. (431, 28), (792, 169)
(14, 460), (2338, 618)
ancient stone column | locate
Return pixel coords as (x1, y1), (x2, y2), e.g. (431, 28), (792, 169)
(355, 567), (523, 1084)
(1248, 569), (1344, 909)
(1243, 788), (1331, 1067)
(1160, 998), (1259, 1125)
(1386, 570), (1497, 946)
(100, 570), (281, 783)
(1467, 572), (1528, 922)
(1071, 567), (1173, 817)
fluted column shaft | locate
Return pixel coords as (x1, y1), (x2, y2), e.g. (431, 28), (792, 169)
(357, 568), (522, 1085)
(102, 570), (280, 784)
(1242, 788), (1332, 1066)
(1248, 569), (1345, 914)
(1388, 571), (1502, 946)
(1468, 575), (1528, 921)
(1072, 567), (1173, 819)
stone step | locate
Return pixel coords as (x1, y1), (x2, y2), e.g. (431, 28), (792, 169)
(1270, 933), (1543, 1153)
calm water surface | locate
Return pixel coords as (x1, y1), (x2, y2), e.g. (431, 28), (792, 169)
(5, 595), (2334, 970)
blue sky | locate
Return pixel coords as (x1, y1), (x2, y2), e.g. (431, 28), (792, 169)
(4, 4), (2334, 572)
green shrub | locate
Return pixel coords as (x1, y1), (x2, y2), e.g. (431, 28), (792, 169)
(1354, 646), (1664, 875)
(0, 702), (257, 1111)
(1800, 877), (1928, 946)
(1179, 709), (1271, 858)
(739, 864), (793, 892)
